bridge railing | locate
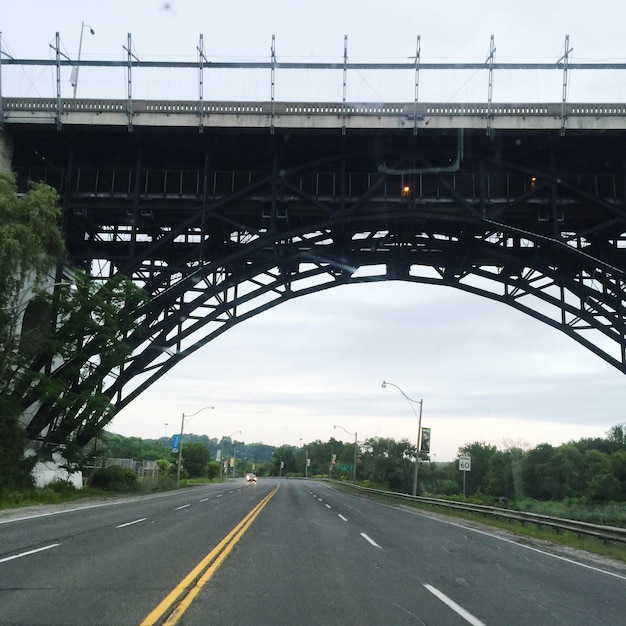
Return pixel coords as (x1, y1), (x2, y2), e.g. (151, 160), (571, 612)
(13, 164), (622, 206)
(5, 97), (626, 133)
(5, 97), (626, 117)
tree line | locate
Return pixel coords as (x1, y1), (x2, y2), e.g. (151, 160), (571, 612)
(96, 423), (626, 503)
(98, 431), (276, 480)
(298, 424), (626, 503)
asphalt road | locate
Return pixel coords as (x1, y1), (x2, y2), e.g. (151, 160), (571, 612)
(1, 479), (625, 625)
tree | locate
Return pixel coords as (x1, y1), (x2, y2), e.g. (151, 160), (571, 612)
(360, 436), (414, 493)
(206, 460), (221, 480)
(0, 171), (65, 309)
(0, 171), (148, 492)
(270, 445), (297, 475)
(610, 451), (626, 500)
(587, 472), (621, 502)
(457, 442), (498, 496)
(297, 439), (336, 477)
(0, 171), (65, 493)
(483, 450), (516, 499)
(522, 443), (554, 499)
(6, 273), (147, 454)
(99, 432), (170, 461)
(181, 443), (211, 478)
(545, 444), (583, 500)
(606, 423), (626, 447)
(581, 449), (611, 486)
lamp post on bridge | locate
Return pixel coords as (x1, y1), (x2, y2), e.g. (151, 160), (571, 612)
(176, 406), (214, 488)
(72, 22), (95, 99)
(382, 380), (423, 497)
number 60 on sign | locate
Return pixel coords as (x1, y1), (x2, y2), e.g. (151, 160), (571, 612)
(458, 456), (471, 471)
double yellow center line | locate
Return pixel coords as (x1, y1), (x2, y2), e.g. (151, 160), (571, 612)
(140, 483), (280, 626)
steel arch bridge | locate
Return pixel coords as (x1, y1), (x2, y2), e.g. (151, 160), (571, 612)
(6, 104), (626, 438)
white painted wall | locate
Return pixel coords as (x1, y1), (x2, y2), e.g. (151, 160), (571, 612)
(31, 460), (83, 489)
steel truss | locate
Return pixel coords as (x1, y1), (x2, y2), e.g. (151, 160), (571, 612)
(10, 125), (626, 424)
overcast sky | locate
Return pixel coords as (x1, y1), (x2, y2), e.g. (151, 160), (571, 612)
(3, 1), (626, 460)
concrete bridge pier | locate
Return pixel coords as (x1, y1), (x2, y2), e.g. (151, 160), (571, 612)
(0, 130), (14, 170)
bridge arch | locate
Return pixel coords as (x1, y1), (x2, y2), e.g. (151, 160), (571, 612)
(108, 205), (625, 415)
(111, 277), (623, 458)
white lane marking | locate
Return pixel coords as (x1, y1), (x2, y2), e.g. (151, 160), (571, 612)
(200, 498), (209, 502)
(175, 504), (190, 511)
(0, 488), (216, 525)
(318, 498), (323, 502)
(325, 504), (332, 509)
(216, 494), (223, 498)
(338, 514), (348, 522)
(360, 533), (382, 549)
(0, 544), (60, 563)
(424, 584), (486, 626)
(116, 518), (147, 528)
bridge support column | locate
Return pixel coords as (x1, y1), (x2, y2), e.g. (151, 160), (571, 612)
(0, 130), (13, 170)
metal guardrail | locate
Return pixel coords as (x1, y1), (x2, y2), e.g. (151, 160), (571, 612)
(329, 481), (626, 545)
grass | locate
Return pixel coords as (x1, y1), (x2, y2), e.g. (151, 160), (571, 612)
(0, 485), (108, 510)
(520, 498), (626, 527)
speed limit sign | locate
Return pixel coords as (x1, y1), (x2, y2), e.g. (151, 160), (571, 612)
(459, 455), (471, 471)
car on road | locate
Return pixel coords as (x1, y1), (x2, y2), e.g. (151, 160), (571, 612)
(245, 472), (257, 483)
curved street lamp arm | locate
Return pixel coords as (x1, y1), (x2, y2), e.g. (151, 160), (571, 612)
(183, 405), (214, 419)
(382, 380), (422, 406)
(333, 423), (356, 438)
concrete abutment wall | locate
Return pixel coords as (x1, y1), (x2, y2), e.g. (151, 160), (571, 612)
(0, 130), (14, 170)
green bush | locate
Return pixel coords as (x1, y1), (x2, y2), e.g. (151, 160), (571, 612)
(138, 474), (176, 492)
(88, 465), (138, 491)
(47, 479), (78, 494)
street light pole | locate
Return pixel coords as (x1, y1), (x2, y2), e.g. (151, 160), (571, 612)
(382, 380), (423, 497)
(333, 424), (358, 483)
(224, 430), (242, 480)
(300, 438), (308, 478)
(176, 406), (214, 488)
